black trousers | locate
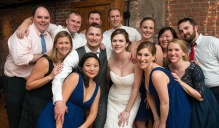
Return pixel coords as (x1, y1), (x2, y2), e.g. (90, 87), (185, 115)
(210, 86), (219, 104)
(3, 76), (27, 128)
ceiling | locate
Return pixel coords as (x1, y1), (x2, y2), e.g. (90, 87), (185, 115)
(0, 0), (55, 10)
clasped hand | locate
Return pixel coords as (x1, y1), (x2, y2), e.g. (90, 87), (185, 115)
(54, 101), (68, 125)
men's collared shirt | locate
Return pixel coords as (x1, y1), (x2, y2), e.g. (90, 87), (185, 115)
(52, 44), (112, 103)
(4, 23), (53, 79)
(187, 33), (219, 88)
(47, 23), (87, 50)
(103, 25), (141, 50)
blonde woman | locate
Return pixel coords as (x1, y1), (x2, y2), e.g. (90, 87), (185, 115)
(167, 39), (219, 128)
(19, 31), (72, 128)
(136, 42), (191, 128)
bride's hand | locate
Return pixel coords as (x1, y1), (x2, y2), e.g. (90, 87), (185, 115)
(118, 110), (130, 127)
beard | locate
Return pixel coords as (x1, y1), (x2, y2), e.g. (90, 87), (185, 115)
(183, 28), (196, 45)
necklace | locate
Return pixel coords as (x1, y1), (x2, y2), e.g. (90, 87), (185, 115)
(114, 55), (129, 65)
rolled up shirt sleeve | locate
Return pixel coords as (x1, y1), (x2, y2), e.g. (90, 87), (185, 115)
(52, 50), (79, 104)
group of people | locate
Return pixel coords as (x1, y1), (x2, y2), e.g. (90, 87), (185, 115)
(3, 4), (219, 128)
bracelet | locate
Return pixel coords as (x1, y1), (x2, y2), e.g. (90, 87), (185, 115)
(125, 109), (129, 113)
(154, 117), (160, 121)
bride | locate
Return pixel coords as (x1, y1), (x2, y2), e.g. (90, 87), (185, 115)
(104, 29), (142, 128)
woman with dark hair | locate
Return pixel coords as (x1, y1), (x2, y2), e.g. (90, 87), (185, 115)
(136, 41), (191, 128)
(158, 27), (178, 67)
(19, 31), (72, 128)
(104, 29), (142, 128)
(167, 39), (219, 128)
(37, 52), (101, 128)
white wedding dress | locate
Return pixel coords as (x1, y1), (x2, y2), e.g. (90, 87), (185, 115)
(104, 71), (141, 128)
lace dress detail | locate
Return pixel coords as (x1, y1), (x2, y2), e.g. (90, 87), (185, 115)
(181, 62), (205, 96)
(167, 62), (219, 128)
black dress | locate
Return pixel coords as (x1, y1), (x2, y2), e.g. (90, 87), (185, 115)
(168, 62), (219, 128)
(19, 55), (53, 128)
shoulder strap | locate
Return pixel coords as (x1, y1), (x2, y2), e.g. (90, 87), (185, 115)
(41, 55), (54, 76)
(92, 84), (99, 100)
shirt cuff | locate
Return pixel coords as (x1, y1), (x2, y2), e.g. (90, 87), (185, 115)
(53, 93), (63, 104)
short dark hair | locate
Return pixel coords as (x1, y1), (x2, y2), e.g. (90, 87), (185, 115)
(158, 26), (178, 41)
(67, 11), (81, 19)
(32, 5), (50, 17)
(108, 8), (121, 18)
(178, 17), (197, 28)
(140, 17), (155, 27)
(88, 10), (102, 19)
(86, 23), (103, 35)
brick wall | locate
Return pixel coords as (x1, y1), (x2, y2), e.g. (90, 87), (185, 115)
(165, 0), (219, 38)
(0, 0), (219, 76)
(0, 0), (77, 76)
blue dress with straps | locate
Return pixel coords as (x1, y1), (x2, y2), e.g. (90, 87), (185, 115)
(149, 67), (191, 128)
(37, 73), (99, 128)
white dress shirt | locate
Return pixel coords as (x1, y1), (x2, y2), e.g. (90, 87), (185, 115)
(52, 44), (112, 103)
(79, 32), (86, 39)
(103, 25), (141, 50)
(187, 33), (219, 88)
(47, 23), (87, 50)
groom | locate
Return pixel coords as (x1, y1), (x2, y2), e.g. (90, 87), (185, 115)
(52, 23), (111, 128)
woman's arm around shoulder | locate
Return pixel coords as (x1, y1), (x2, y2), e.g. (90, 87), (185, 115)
(80, 86), (101, 128)
(155, 44), (164, 66)
(129, 41), (139, 63)
(171, 71), (203, 101)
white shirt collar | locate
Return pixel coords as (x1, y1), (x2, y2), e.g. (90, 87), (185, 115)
(84, 44), (101, 55)
(195, 33), (203, 46)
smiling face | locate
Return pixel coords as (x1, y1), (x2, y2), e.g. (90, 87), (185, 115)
(178, 21), (198, 45)
(86, 26), (103, 49)
(111, 34), (128, 54)
(108, 9), (122, 29)
(137, 48), (155, 70)
(55, 37), (72, 57)
(167, 40), (188, 63)
(32, 7), (50, 33)
(66, 13), (82, 34)
(88, 13), (102, 25)
(82, 58), (100, 79)
(140, 20), (155, 40)
(159, 30), (174, 49)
